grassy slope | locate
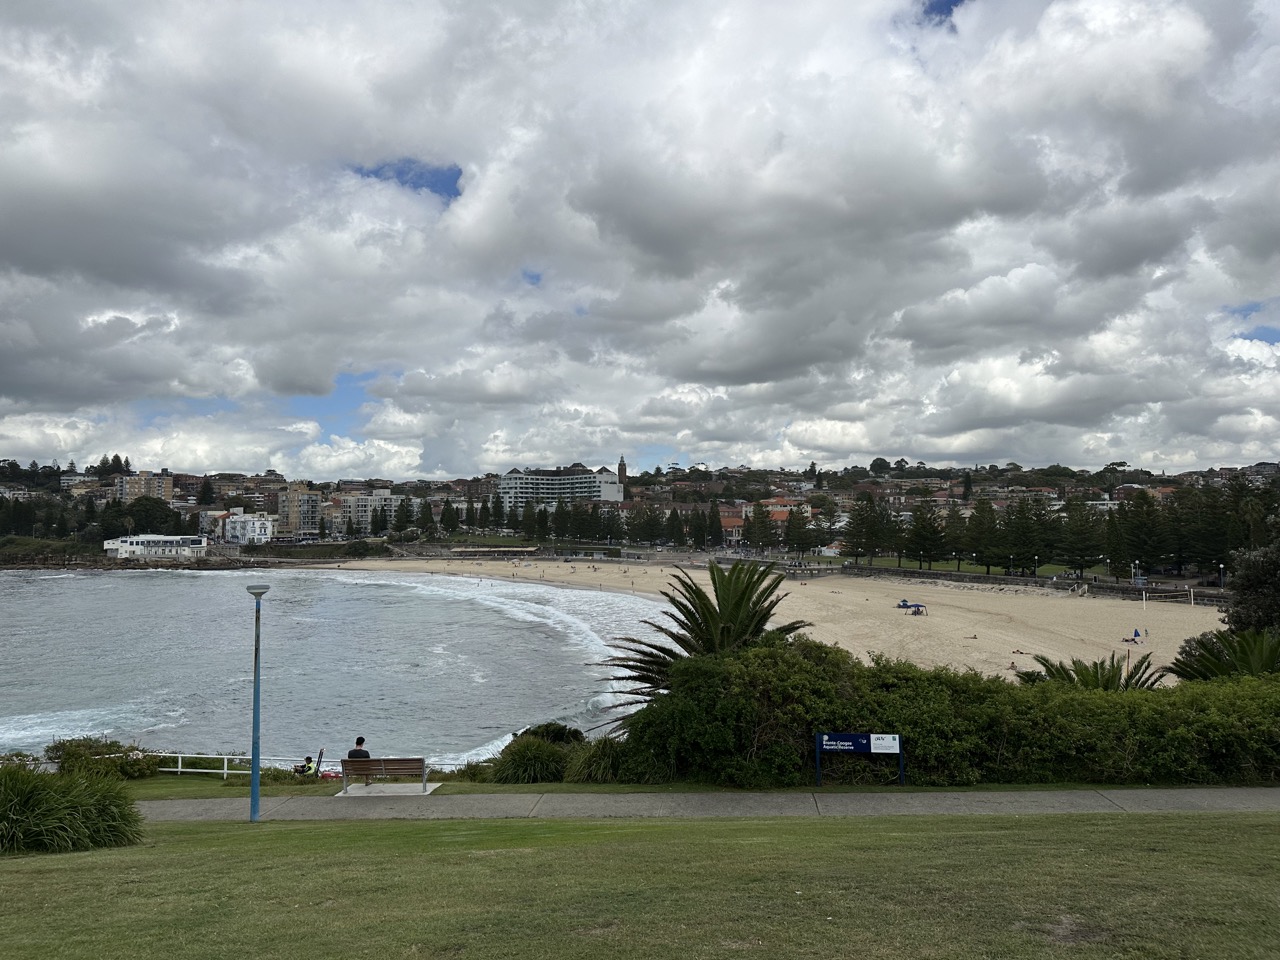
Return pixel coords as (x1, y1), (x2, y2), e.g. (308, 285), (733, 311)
(3, 814), (1276, 959)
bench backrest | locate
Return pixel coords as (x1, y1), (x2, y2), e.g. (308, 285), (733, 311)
(340, 757), (426, 776)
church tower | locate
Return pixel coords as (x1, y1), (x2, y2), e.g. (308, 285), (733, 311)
(617, 456), (627, 487)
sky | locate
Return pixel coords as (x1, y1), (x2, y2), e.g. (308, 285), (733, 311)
(1, 0), (1278, 481)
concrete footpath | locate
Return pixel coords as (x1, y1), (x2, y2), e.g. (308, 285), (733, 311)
(137, 785), (1280, 822)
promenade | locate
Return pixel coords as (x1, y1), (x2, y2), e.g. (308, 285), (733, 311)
(138, 785), (1280, 822)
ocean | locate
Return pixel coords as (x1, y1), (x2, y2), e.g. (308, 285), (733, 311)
(0, 567), (665, 765)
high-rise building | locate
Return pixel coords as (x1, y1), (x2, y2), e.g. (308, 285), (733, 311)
(498, 463), (623, 514)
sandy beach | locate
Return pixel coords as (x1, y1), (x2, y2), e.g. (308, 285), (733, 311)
(321, 557), (1226, 677)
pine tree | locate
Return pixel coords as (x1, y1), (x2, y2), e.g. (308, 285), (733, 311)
(197, 478), (215, 505)
(707, 501), (724, 548)
(521, 501), (537, 539)
(478, 499), (491, 529)
(393, 497), (413, 533)
(491, 493), (505, 527)
(464, 499), (477, 528)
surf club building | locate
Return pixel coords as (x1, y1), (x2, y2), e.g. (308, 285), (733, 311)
(498, 461), (625, 514)
(103, 534), (209, 560)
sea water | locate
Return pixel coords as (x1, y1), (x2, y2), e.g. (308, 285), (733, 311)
(0, 567), (665, 764)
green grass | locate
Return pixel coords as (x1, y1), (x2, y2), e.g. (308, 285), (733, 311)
(2, 814), (1276, 958)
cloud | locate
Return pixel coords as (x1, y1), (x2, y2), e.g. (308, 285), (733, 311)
(1, 0), (1278, 479)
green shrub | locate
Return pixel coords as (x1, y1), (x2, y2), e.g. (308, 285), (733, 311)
(565, 736), (625, 783)
(491, 735), (568, 784)
(620, 640), (1280, 788)
(0, 766), (143, 854)
(521, 722), (587, 745)
(452, 759), (495, 782)
(44, 736), (160, 780)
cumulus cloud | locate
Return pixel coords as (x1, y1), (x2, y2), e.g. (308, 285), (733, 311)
(1, 0), (1278, 478)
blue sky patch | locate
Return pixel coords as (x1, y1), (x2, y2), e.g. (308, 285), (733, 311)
(1225, 301), (1263, 318)
(1243, 326), (1280, 344)
(521, 269), (542, 287)
(922, 0), (967, 23)
(288, 372), (374, 437)
(353, 158), (462, 202)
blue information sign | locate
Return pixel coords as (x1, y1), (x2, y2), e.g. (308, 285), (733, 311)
(815, 732), (905, 785)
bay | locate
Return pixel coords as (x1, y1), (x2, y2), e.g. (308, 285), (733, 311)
(0, 567), (664, 765)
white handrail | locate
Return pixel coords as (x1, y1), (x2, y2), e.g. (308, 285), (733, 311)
(148, 751), (461, 776)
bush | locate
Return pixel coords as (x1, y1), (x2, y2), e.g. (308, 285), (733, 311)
(521, 722), (587, 745)
(44, 736), (160, 780)
(619, 640), (1280, 788)
(0, 766), (143, 854)
(565, 736), (625, 783)
(491, 735), (568, 784)
(451, 759), (495, 782)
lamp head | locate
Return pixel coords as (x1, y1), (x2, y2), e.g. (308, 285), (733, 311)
(246, 584), (271, 599)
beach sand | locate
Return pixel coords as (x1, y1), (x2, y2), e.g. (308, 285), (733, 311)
(324, 557), (1225, 676)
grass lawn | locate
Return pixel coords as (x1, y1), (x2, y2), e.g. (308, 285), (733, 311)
(3, 814), (1276, 959)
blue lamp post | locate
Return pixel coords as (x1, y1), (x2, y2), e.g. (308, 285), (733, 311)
(246, 584), (270, 822)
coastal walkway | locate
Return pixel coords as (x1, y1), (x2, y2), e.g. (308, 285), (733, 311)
(137, 785), (1280, 822)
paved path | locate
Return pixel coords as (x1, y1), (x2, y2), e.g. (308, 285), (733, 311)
(137, 786), (1280, 822)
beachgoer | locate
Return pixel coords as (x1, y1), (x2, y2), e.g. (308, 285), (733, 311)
(347, 736), (370, 759)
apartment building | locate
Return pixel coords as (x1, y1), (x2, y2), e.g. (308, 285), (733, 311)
(498, 462), (624, 513)
(113, 470), (174, 503)
(277, 482), (321, 537)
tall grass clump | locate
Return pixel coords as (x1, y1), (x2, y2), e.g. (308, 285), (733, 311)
(0, 766), (143, 855)
(490, 735), (568, 784)
(565, 736), (625, 783)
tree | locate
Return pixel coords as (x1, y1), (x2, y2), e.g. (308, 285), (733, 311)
(604, 562), (813, 704)
(317, 516), (327, 539)
(535, 506), (550, 540)
(345, 517), (356, 539)
(126, 496), (178, 534)
(1017, 652), (1165, 690)
(905, 501), (947, 569)
(439, 499), (459, 534)
(1224, 534), (1280, 634)
(417, 500), (437, 537)
(491, 493), (505, 528)
(1055, 498), (1104, 577)
(393, 497), (413, 533)
(869, 457), (891, 475)
(521, 501), (537, 539)
(961, 471), (973, 502)
(1165, 629), (1280, 681)
(110, 454), (125, 475)
(197, 478), (215, 506)
(552, 499), (571, 539)
(665, 508), (686, 547)
(478, 499), (491, 530)
(464, 499), (477, 529)
(707, 502), (724, 548)
(783, 508), (815, 556)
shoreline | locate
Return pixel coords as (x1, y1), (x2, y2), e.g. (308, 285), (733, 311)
(318, 557), (1226, 677)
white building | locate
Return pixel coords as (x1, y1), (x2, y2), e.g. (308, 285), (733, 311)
(103, 535), (208, 559)
(224, 511), (275, 544)
(498, 462), (624, 513)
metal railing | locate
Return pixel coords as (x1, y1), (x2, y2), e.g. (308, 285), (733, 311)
(148, 751), (463, 777)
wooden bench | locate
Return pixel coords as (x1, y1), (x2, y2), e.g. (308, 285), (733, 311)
(339, 757), (429, 793)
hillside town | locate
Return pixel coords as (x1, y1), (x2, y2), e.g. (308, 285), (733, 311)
(1, 453), (1277, 580)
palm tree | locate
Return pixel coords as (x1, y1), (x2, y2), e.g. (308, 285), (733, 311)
(1017, 651), (1165, 690)
(1165, 629), (1280, 681)
(604, 562), (812, 705)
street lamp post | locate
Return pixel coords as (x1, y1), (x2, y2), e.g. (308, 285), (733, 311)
(1033, 554), (1038, 579)
(246, 584), (270, 823)
(1219, 563), (1224, 589)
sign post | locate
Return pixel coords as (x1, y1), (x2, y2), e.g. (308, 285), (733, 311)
(815, 732), (905, 786)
